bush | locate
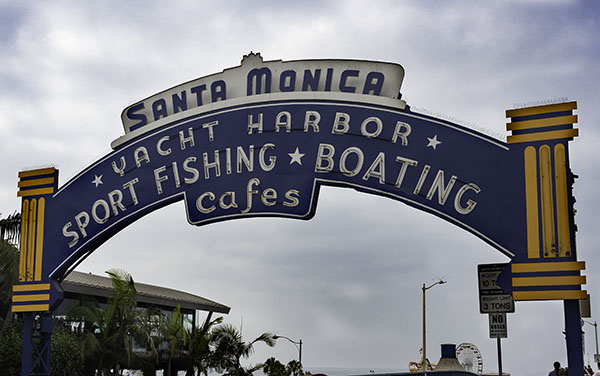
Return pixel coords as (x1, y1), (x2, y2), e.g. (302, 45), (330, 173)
(51, 325), (84, 376)
(0, 316), (23, 376)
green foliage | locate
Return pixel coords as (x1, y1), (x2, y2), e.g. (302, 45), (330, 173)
(0, 239), (19, 320)
(67, 269), (156, 375)
(0, 212), (21, 244)
(263, 358), (305, 376)
(210, 324), (276, 376)
(0, 259), (280, 376)
(159, 305), (187, 376)
(0, 212), (21, 325)
(51, 325), (84, 376)
(0, 316), (22, 376)
(183, 315), (223, 376)
(263, 357), (287, 376)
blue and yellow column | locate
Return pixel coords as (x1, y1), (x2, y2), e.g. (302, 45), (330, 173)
(506, 101), (584, 375)
(12, 167), (59, 313)
(13, 167), (62, 376)
(506, 101), (585, 301)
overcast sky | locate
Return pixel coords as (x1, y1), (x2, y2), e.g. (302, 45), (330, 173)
(1, 1), (600, 375)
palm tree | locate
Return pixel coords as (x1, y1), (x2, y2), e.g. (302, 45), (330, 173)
(285, 359), (303, 376)
(0, 238), (19, 328)
(0, 212), (21, 244)
(67, 295), (107, 375)
(210, 323), (276, 376)
(0, 212), (21, 328)
(159, 305), (187, 376)
(183, 315), (223, 376)
(262, 357), (287, 376)
(68, 269), (155, 375)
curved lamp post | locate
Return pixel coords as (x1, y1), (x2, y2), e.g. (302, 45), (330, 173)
(273, 335), (303, 364)
(421, 279), (447, 371)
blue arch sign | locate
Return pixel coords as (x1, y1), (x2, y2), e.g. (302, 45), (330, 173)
(13, 53), (585, 375)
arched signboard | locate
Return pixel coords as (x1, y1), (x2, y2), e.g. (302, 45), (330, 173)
(13, 53), (585, 375)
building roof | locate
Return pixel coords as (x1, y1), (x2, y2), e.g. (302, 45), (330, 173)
(61, 271), (230, 314)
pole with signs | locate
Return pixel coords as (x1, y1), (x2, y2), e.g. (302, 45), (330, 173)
(479, 264), (513, 376)
(478, 264), (515, 315)
(489, 313), (507, 376)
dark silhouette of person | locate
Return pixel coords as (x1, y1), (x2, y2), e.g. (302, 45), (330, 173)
(549, 361), (562, 376)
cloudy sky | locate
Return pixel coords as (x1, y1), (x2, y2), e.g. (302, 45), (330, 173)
(1, 1), (600, 375)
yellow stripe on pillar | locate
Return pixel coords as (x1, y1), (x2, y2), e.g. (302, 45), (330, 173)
(27, 199), (37, 281)
(554, 144), (571, 257)
(539, 146), (556, 257)
(19, 200), (29, 282)
(524, 146), (540, 259)
(35, 198), (46, 281)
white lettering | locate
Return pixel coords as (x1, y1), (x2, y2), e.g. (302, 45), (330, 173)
(454, 183), (481, 214)
(157, 136), (172, 156)
(196, 192), (216, 213)
(332, 112), (350, 134)
(392, 121), (411, 146)
(202, 120), (219, 142)
(339, 147), (364, 177)
(360, 116), (383, 138)
(154, 166), (168, 194)
(426, 170), (458, 205)
(134, 146), (150, 168)
(259, 143), (276, 171)
(362, 152), (386, 183)
(304, 111), (320, 132)
(275, 111), (292, 133)
(248, 113), (263, 134)
(315, 143), (335, 173)
(91, 199), (110, 224)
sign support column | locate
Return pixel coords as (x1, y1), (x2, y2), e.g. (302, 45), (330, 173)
(497, 337), (502, 376)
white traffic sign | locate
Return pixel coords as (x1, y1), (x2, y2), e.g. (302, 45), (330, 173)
(478, 263), (515, 313)
(489, 312), (508, 338)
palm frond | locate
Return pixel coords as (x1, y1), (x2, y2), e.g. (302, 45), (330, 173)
(0, 212), (21, 245)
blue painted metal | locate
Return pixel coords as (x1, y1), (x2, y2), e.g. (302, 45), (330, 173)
(564, 300), (584, 375)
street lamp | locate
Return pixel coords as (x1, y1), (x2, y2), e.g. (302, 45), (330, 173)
(273, 335), (303, 364)
(584, 320), (599, 363)
(421, 279), (447, 371)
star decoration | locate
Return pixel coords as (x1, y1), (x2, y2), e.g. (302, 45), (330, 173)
(427, 135), (442, 150)
(288, 147), (305, 165)
(92, 174), (103, 187)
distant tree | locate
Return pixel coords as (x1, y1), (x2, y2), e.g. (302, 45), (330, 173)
(285, 359), (303, 376)
(263, 358), (305, 376)
(263, 357), (287, 376)
(210, 324), (275, 376)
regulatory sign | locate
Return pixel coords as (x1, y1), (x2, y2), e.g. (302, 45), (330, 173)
(478, 263), (515, 313)
(489, 312), (508, 338)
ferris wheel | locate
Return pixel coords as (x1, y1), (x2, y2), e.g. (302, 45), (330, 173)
(456, 342), (483, 375)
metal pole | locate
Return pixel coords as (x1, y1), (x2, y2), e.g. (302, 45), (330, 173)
(274, 335), (302, 364)
(21, 312), (33, 376)
(421, 280), (446, 371)
(422, 283), (427, 371)
(564, 299), (584, 375)
(497, 338), (502, 376)
(594, 321), (598, 359)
